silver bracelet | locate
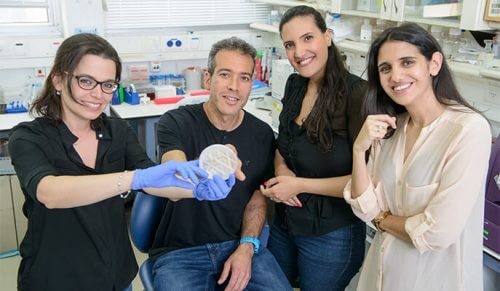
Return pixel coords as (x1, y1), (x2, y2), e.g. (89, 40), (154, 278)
(118, 170), (132, 199)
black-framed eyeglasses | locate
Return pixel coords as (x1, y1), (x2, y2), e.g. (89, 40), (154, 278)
(69, 73), (119, 94)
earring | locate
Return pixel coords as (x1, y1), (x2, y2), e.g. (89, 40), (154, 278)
(55, 90), (61, 95)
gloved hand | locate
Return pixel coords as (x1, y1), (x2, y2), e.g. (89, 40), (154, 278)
(131, 160), (208, 190)
(193, 174), (236, 201)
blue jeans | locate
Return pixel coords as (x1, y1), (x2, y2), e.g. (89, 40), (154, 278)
(268, 222), (365, 291)
(152, 239), (292, 290)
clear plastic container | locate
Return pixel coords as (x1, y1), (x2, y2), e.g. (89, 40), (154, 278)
(199, 144), (238, 180)
(430, 25), (444, 44)
(442, 28), (462, 60)
(360, 19), (373, 43)
(372, 19), (387, 39)
(268, 10), (280, 26)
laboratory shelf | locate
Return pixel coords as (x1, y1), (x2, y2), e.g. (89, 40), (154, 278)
(251, 0), (316, 8)
(336, 39), (371, 54)
(404, 16), (460, 28)
(250, 22), (279, 33)
(340, 10), (380, 19)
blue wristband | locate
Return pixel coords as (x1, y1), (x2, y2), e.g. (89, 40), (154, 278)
(240, 237), (260, 254)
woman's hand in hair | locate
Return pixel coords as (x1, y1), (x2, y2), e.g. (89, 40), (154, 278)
(353, 115), (397, 153)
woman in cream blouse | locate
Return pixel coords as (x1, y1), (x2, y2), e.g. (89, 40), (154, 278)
(344, 23), (491, 291)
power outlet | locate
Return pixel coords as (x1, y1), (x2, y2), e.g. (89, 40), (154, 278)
(34, 67), (46, 78)
(151, 61), (161, 73)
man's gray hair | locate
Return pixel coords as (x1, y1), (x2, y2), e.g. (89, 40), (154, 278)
(207, 37), (257, 75)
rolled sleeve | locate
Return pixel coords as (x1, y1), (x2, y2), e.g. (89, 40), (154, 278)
(344, 177), (384, 222)
(9, 132), (59, 203)
(405, 212), (436, 253)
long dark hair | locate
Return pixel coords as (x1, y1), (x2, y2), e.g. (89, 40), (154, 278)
(31, 33), (121, 129)
(364, 23), (480, 138)
(279, 5), (349, 152)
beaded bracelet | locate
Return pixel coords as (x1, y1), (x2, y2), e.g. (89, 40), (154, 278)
(118, 170), (132, 199)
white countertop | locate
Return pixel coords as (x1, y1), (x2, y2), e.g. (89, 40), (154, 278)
(110, 102), (178, 119)
(111, 98), (279, 133)
(0, 113), (33, 131)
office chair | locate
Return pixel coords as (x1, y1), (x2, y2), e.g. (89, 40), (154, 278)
(129, 191), (271, 291)
(130, 191), (166, 291)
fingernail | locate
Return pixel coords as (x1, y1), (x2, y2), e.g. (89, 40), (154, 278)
(263, 180), (269, 187)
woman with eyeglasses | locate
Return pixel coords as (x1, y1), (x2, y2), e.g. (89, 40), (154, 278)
(8, 33), (235, 291)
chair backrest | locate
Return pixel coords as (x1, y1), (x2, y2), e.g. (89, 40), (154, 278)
(130, 191), (166, 253)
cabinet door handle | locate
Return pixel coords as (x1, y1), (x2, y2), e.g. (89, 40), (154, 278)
(394, 0), (398, 14)
(383, 0), (387, 12)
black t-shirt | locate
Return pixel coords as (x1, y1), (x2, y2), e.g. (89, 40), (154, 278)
(275, 73), (366, 236)
(151, 103), (275, 258)
(8, 116), (155, 291)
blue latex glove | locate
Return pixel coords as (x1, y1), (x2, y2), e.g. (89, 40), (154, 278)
(193, 174), (236, 201)
(131, 160), (208, 190)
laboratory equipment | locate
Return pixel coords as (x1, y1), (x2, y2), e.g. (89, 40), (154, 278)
(271, 59), (294, 100)
(478, 40), (495, 68)
(268, 10), (280, 26)
(199, 144), (238, 180)
(360, 19), (373, 43)
(443, 28), (463, 59)
(184, 67), (203, 91)
(430, 25), (444, 44)
(484, 135), (500, 254)
(357, 0), (379, 12)
(372, 19), (388, 39)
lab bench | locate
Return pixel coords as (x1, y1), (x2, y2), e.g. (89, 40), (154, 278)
(0, 113), (31, 255)
(110, 98), (277, 162)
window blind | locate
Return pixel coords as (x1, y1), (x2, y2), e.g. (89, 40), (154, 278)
(104, 0), (271, 32)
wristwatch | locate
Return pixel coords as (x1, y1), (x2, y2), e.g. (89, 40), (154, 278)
(240, 237), (260, 254)
(372, 211), (391, 232)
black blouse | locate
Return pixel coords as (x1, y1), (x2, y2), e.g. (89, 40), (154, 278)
(274, 73), (366, 236)
(9, 116), (155, 291)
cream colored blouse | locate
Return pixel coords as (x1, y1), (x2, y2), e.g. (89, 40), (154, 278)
(344, 107), (492, 291)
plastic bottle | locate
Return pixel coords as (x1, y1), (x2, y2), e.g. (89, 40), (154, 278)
(360, 19), (373, 43)
(443, 28), (462, 60)
(254, 52), (263, 81)
(268, 10), (280, 26)
(372, 19), (387, 39)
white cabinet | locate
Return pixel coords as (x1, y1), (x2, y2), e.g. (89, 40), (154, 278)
(333, 0), (492, 30)
(0, 175), (27, 254)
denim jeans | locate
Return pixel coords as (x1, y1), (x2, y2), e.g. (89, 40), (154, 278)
(268, 222), (365, 291)
(152, 239), (292, 291)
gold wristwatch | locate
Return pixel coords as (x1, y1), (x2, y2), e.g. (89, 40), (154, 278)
(372, 211), (391, 232)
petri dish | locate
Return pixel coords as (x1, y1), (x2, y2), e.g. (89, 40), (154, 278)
(199, 144), (238, 180)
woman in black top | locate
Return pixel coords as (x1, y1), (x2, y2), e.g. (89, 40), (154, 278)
(9, 33), (233, 291)
(260, 6), (366, 290)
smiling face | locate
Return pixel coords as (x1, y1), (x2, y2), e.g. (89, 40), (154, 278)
(204, 49), (254, 119)
(377, 40), (442, 110)
(53, 54), (117, 125)
(280, 15), (331, 82)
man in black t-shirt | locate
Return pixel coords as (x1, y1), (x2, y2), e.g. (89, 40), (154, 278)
(151, 38), (291, 290)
